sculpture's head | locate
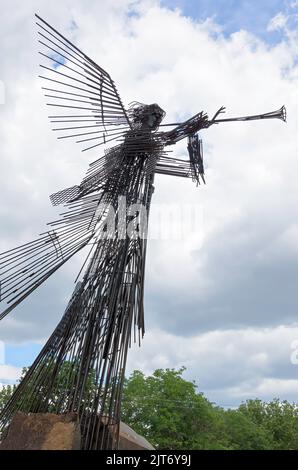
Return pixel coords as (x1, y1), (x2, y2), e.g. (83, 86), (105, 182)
(128, 102), (165, 131)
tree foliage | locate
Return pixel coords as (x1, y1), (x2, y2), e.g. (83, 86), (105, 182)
(1, 365), (298, 449)
(0, 384), (16, 414)
(121, 367), (217, 449)
(121, 368), (298, 450)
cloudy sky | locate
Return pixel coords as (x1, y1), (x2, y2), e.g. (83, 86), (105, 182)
(0, 0), (298, 408)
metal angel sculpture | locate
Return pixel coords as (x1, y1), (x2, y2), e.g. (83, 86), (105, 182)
(0, 15), (286, 449)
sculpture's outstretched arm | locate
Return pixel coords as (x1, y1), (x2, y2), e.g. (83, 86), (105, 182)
(157, 105), (286, 186)
(157, 108), (224, 185)
(160, 105), (286, 145)
(160, 110), (211, 146)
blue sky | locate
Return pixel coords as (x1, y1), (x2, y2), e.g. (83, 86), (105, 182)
(5, 343), (42, 368)
(161, 0), (297, 43)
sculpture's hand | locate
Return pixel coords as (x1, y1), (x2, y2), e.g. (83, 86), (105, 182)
(210, 106), (226, 122)
(183, 111), (211, 133)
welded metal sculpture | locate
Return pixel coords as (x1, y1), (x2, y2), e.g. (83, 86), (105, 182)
(0, 15), (286, 449)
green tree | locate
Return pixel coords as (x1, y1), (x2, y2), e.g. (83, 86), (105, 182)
(218, 409), (274, 450)
(2, 365), (298, 450)
(120, 368), (278, 450)
(121, 367), (220, 449)
(0, 384), (16, 413)
(0, 362), (98, 415)
(239, 398), (298, 450)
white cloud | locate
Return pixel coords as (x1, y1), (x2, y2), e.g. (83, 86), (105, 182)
(0, 365), (22, 384)
(229, 378), (298, 398)
(267, 12), (288, 31)
(127, 324), (298, 405)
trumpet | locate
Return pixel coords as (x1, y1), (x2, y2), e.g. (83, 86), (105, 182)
(211, 105), (287, 124)
(160, 106), (287, 128)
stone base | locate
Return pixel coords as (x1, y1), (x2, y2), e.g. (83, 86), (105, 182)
(118, 421), (154, 450)
(0, 412), (81, 450)
(0, 412), (154, 450)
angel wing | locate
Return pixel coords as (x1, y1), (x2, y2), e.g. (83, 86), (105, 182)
(0, 194), (97, 321)
(0, 16), (132, 321)
(36, 14), (132, 152)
